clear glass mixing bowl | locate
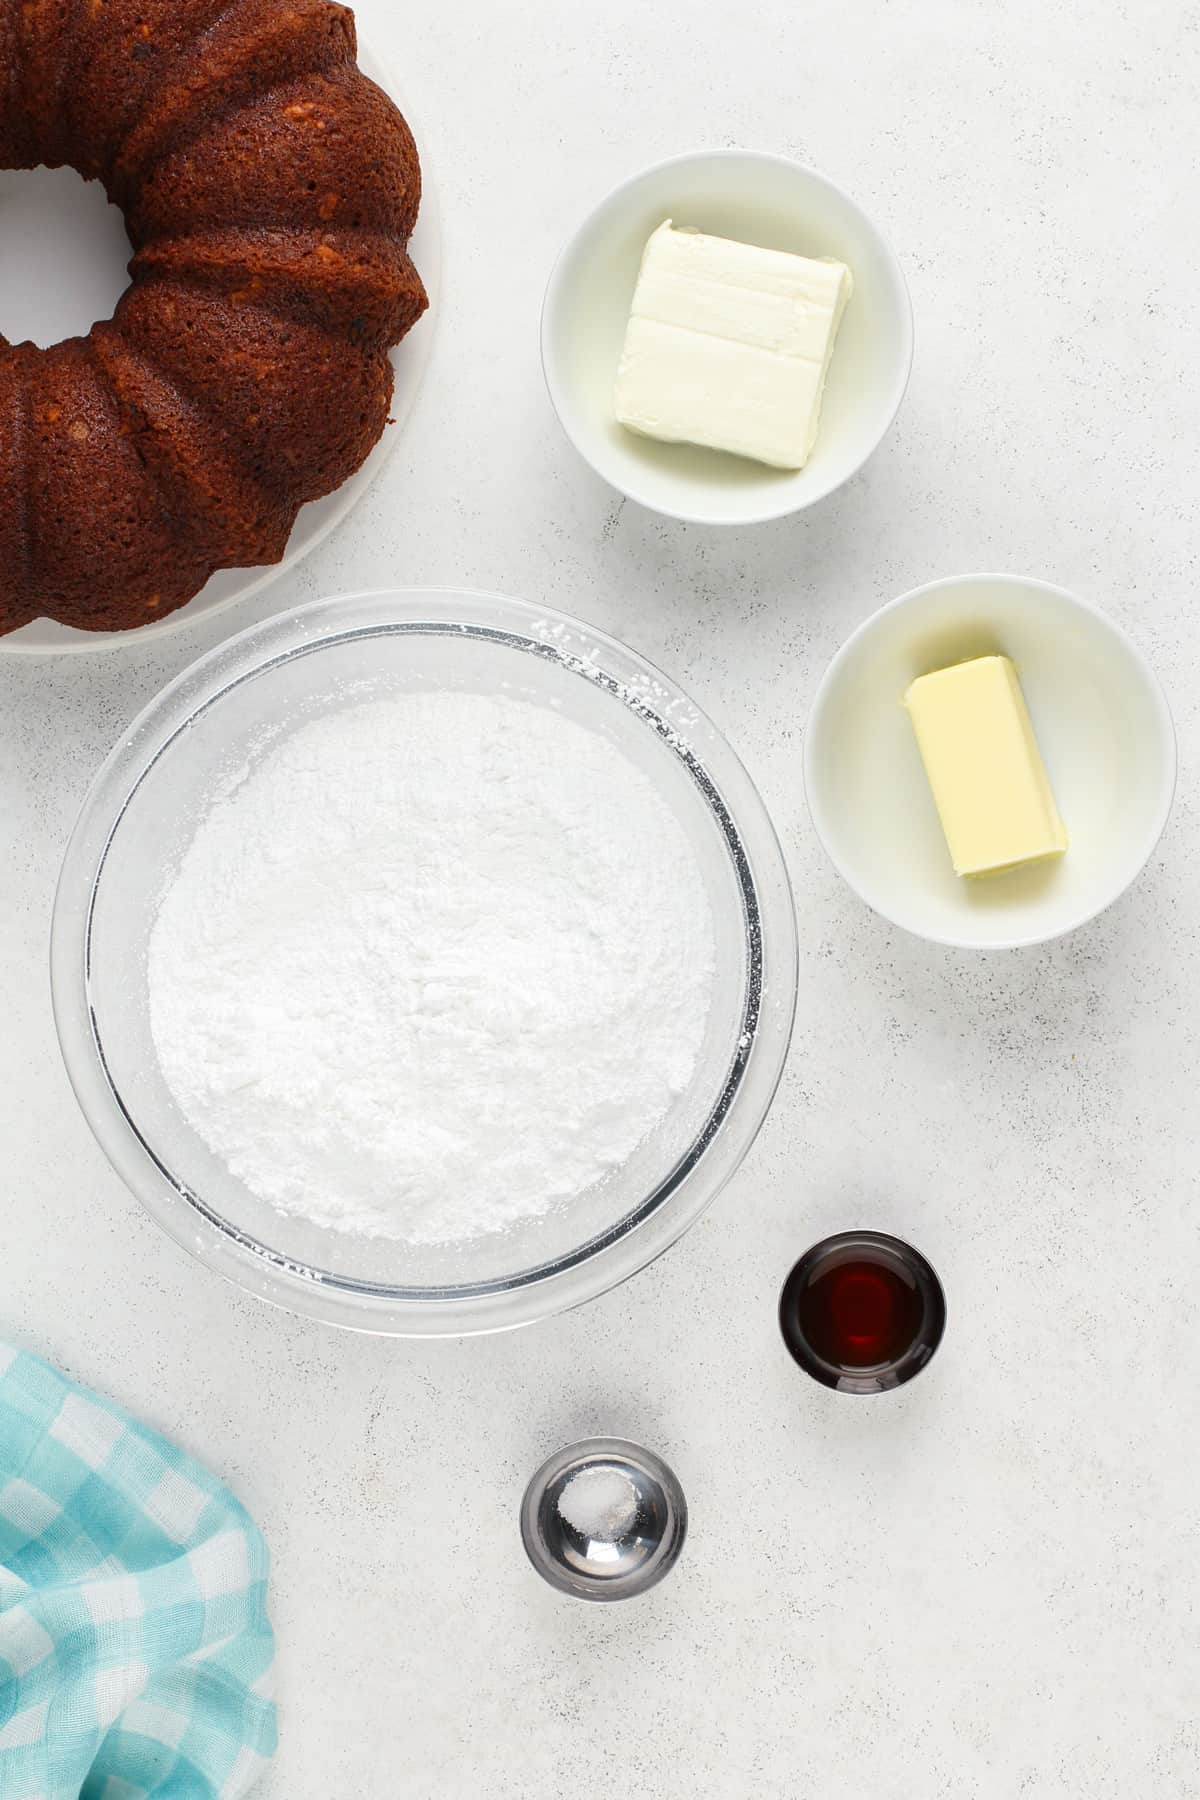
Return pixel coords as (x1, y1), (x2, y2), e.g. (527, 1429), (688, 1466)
(52, 590), (798, 1336)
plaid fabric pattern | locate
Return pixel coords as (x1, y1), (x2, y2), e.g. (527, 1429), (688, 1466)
(0, 1345), (276, 1800)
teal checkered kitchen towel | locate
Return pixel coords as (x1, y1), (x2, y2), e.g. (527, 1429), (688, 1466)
(0, 1343), (276, 1799)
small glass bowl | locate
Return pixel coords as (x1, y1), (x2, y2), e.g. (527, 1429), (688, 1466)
(779, 1231), (947, 1394)
(52, 589), (798, 1337)
(520, 1437), (687, 1602)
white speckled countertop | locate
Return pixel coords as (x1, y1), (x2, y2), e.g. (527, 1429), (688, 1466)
(3, 1), (1200, 1793)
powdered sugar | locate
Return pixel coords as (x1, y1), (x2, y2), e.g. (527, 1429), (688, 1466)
(147, 690), (716, 1244)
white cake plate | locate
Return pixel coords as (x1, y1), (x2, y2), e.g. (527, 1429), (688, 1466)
(0, 45), (439, 655)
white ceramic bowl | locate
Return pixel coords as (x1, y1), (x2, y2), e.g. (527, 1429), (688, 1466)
(804, 574), (1177, 950)
(541, 148), (913, 526)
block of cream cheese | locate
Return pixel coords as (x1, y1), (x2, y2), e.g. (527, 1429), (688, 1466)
(614, 221), (853, 470)
(904, 655), (1068, 878)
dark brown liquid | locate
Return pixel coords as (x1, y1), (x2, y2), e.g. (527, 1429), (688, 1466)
(780, 1233), (945, 1390)
(794, 1257), (923, 1368)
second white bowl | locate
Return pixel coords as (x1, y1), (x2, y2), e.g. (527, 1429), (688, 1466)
(541, 149), (913, 526)
(804, 574), (1177, 950)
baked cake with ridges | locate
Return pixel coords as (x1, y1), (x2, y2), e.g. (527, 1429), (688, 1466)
(126, 66), (421, 243)
(12, 1), (79, 170)
(0, 7), (29, 169)
(90, 327), (295, 570)
(112, 281), (394, 506)
(131, 228), (426, 345)
(56, 0), (241, 182)
(27, 339), (218, 630)
(0, 351), (32, 635)
(0, 0), (427, 635)
(112, 0), (360, 201)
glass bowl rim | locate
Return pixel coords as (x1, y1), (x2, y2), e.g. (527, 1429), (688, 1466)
(51, 587), (799, 1336)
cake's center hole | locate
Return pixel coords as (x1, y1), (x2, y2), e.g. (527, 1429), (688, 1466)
(0, 166), (130, 348)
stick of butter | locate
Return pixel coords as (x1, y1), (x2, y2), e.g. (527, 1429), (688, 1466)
(614, 221), (853, 471)
(904, 655), (1068, 879)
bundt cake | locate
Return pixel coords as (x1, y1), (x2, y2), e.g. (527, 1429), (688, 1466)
(0, 0), (427, 636)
